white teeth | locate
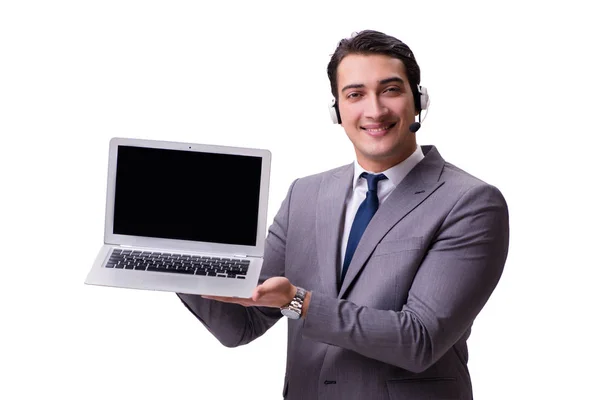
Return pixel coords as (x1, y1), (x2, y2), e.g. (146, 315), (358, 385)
(365, 125), (391, 132)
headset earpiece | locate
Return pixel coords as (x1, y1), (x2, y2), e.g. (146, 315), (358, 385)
(418, 85), (429, 112)
(410, 85), (430, 133)
(329, 98), (341, 124)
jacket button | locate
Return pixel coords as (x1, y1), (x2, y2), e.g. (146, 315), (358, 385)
(324, 380), (337, 385)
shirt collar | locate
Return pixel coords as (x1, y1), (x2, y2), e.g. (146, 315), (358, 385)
(352, 145), (425, 189)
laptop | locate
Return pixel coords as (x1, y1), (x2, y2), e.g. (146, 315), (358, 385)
(85, 137), (271, 297)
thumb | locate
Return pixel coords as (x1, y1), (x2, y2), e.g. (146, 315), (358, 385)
(251, 285), (263, 302)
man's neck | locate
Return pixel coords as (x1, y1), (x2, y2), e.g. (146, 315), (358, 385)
(356, 145), (419, 173)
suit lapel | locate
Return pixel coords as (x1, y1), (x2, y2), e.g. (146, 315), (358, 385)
(315, 164), (353, 297)
(338, 146), (446, 298)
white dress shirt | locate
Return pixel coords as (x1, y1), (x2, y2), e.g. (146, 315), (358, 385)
(339, 146), (425, 274)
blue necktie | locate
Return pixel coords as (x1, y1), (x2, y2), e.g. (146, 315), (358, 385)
(341, 172), (388, 283)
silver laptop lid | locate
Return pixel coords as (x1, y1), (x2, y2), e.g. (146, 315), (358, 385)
(104, 137), (271, 257)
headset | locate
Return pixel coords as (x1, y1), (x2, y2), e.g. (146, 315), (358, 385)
(329, 85), (430, 133)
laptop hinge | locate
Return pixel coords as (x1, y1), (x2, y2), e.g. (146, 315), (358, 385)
(119, 245), (133, 248)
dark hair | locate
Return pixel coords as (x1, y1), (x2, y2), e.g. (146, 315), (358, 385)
(327, 30), (422, 110)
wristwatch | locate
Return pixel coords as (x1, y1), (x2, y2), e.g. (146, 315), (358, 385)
(280, 287), (307, 320)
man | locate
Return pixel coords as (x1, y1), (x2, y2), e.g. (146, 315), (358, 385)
(177, 30), (509, 399)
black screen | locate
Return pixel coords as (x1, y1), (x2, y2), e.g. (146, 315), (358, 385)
(113, 145), (262, 246)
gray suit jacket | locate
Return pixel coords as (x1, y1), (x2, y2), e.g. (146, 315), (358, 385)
(178, 145), (510, 400)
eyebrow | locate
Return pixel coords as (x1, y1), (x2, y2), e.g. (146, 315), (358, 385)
(379, 77), (404, 86)
(341, 77), (405, 93)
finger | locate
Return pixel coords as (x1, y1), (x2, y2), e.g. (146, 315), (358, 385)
(202, 295), (250, 301)
(201, 295), (226, 301)
(202, 295), (251, 305)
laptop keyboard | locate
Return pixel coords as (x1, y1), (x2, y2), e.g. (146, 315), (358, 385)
(105, 249), (250, 279)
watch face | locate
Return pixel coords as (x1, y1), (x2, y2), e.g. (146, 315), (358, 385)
(281, 308), (300, 320)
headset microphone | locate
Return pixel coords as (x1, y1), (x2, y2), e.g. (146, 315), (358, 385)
(409, 122), (421, 133)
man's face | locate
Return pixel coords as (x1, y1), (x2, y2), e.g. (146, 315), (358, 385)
(336, 54), (418, 172)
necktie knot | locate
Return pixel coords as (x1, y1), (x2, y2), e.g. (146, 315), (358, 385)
(360, 172), (387, 192)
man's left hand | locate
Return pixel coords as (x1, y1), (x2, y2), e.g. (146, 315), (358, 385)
(202, 277), (296, 308)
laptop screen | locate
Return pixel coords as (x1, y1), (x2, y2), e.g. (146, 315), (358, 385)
(113, 145), (262, 246)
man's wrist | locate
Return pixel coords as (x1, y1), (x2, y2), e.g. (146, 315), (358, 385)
(280, 285), (311, 320)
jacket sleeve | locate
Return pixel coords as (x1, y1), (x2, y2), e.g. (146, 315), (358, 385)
(301, 184), (510, 372)
(176, 180), (298, 347)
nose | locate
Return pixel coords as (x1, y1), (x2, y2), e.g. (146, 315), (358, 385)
(364, 95), (389, 120)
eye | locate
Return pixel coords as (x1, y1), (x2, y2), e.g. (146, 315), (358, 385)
(347, 92), (363, 99)
(383, 86), (402, 94)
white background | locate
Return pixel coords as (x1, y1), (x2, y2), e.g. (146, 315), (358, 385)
(1, 1), (599, 399)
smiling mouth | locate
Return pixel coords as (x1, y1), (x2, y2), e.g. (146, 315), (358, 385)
(361, 122), (397, 133)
